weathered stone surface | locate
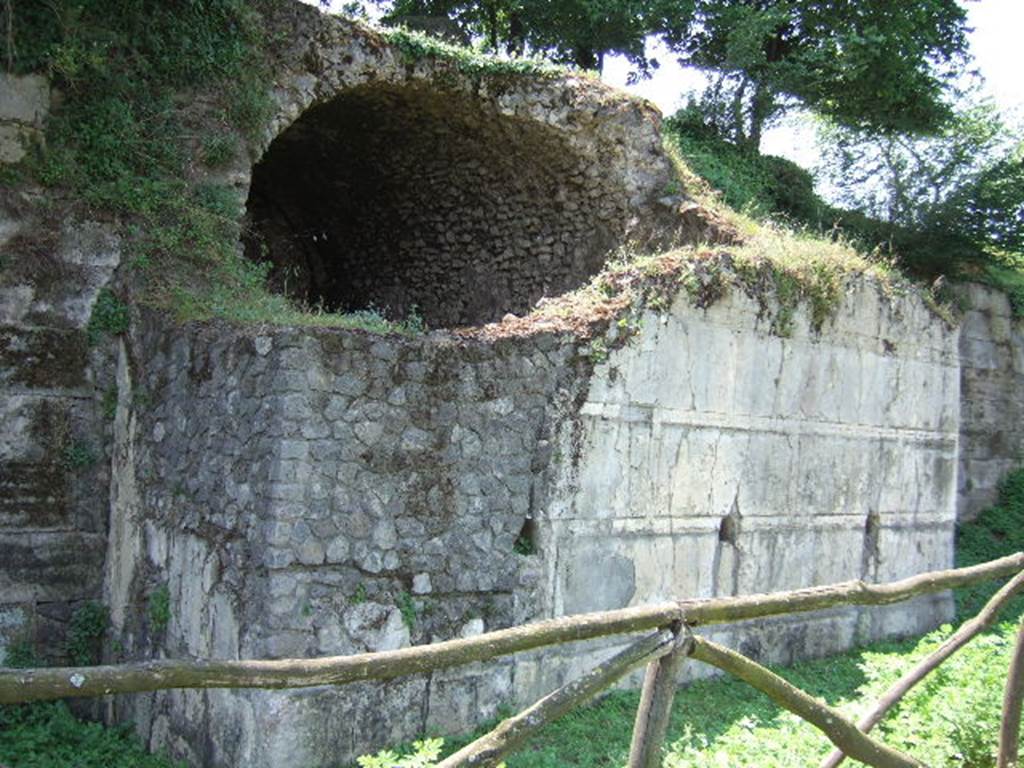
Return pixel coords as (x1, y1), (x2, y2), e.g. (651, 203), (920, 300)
(0, 326), (89, 389)
(0, 196), (122, 662)
(0, 74), (50, 164)
(534, 281), (960, 696)
(0, 74), (49, 163)
(958, 283), (1024, 519)
(0, 6), (1019, 767)
(0, 461), (70, 530)
(0, 603), (31, 664)
(231, 3), (690, 329)
(0, 74), (50, 123)
(98, 272), (973, 767)
(0, 532), (106, 603)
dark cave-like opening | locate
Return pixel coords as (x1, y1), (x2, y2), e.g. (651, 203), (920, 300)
(244, 83), (630, 328)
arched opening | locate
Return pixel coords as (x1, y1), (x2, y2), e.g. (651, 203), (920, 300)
(243, 83), (632, 328)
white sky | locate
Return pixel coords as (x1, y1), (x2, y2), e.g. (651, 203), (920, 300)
(304, 0), (1024, 170)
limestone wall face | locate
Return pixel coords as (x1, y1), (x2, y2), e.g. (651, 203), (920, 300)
(527, 281), (961, 697)
(958, 283), (1024, 519)
(0, 74), (50, 164)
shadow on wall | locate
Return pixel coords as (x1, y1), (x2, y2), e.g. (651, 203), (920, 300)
(243, 83), (630, 328)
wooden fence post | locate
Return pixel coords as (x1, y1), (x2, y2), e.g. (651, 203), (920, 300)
(628, 624), (692, 768)
(436, 629), (676, 768)
(998, 615), (1024, 768)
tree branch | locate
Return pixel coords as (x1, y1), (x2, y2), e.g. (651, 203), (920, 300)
(2, 554), (1021, 705)
(998, 616), (1024, 768)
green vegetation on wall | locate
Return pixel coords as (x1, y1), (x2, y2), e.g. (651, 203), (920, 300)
(5, 1), (442, 333)
(664, 107), (1024, 311)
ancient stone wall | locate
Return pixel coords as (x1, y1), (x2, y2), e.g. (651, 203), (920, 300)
(0, 5), (1020, 767)
(525, 279), (961, 697)
(0, 192), (121, 664)
(958, 283), (1024, 519)
(103, 317), (585, 765)
(99, 273), (964, 767)
(0, 74), (50, 164)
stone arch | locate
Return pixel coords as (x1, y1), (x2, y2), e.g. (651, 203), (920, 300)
(240, 11), (679, 328)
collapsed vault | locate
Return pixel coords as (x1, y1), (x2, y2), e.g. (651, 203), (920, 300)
(245, 83), (640, 328)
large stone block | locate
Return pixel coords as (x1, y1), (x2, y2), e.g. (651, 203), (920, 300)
(0, 326), (89, 390)
(0, 532), (106, 602)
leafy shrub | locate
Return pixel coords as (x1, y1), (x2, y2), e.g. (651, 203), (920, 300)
(87, 289), (130, 344)
(357, 738), (445, 768)
(0, 702), (183, 768)
(955, 468), (1024, 620)
(148, 583), (171, 634)
(66, 602), (109, 666)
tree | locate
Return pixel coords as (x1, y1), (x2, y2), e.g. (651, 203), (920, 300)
(817, 100), (1024, 264)
(817, 99), (1010, 228)
(662, 0), (971, 150)
(933, 142), (1024, 255)
(364, 0), (676, 70)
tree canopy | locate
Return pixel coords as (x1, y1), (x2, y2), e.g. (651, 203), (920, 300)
(664, 0), (970, 149)
(344, 0), (972, 147)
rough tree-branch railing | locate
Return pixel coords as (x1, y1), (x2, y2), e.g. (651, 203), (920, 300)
(3, 553), (1024, 768)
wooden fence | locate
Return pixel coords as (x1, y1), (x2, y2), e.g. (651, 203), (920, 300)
(4, 553), (1024, 768)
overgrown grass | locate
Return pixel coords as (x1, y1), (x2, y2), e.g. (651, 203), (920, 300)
(360, 469), (1024, 768)
(531, 227), (903, 341)
(662, 112), (1024, 302)
(0, 703), (182, 768)
(382, 27), (563, 78)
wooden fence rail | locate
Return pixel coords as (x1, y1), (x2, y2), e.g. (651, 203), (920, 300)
(3, 552), (1024, 767)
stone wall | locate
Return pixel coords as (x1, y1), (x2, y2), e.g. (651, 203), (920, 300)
(958, 283), (1024, 519)
(527, 279), (961, 695)
(0, 3), (1019, 766)
(101, 272), (964, 767)
(0, 74), (50, 164)
(104, 317), (585, 766)
(0, 191), (121, 664)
